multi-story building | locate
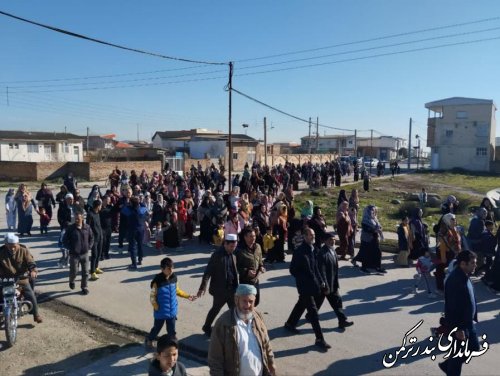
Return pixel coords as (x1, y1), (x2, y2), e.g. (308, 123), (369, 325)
(425, 97), (496, 172)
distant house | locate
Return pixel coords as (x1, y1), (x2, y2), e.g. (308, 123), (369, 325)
(152, 128), (259, 170)
(356, 136), (406, 161)
(0, 130), (85, 162)
(425, 97), (496, 172)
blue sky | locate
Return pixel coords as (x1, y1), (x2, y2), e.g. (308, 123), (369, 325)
(1, 0), (500, 145)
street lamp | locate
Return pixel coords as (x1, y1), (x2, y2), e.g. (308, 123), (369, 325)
(242, 123), (249, 135)
(415, 134), (420, 170)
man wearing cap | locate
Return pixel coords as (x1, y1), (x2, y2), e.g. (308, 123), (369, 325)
(198, 233), (239, 337)
(0, 233), (42, 323)
(315, 233), (354, 329)
(208, 284), (276, 376)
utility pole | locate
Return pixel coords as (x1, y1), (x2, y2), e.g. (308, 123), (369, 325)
(137, 123), (139, 142)
(370, 129), (373, 175)
(264, 117), (267, 167)
(354, 129), (357, 157)
(228, 62), (234, 192)
(64, 126), (67, 134)
(86, 127), (89, 154)
(315, 117), (319, 153)
(408, 117), (412, 171)
(308, 117), (312, 156)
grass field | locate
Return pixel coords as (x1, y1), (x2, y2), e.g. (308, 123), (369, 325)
(293, 172), (497, 234)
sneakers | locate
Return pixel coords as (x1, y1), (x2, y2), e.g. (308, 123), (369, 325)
(69, 282), (75, 290)
(81, 288), (89, 295)
(315, 339), (331, 350)
(284, 323), (300, 334)
(33, 315), (43, 323)
(95, 267), (104, 274)
(339, 320), (354, 329)
(90, 272), (99, 281)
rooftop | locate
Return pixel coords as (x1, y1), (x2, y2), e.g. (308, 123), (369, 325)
(0, 130), (85, 141)
(425, 97), (497, 112)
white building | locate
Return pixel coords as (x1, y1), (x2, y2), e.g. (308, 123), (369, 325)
(0, 131), (85, 162)
(425, 97), (496, 172)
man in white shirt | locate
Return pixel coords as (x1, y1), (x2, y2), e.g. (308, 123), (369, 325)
(208, 284), (276, 376)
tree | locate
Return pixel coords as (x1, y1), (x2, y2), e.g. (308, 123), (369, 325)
(398, 147), (408, 158)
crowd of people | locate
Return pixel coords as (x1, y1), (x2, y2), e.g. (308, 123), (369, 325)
(1, 159), (499, 375)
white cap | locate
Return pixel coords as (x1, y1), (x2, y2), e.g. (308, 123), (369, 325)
(225, 233), (238, 242)
(5, 233), (19, 244)
(65, 193), (74, 199)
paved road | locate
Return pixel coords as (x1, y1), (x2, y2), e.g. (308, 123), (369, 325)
(0, 185), (498, 375)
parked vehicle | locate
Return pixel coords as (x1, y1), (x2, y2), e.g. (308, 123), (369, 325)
(363, 157), (379, 167)
(0, 277), (32, 347)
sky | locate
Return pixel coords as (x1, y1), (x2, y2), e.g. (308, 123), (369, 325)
(1, 0), (500, 146)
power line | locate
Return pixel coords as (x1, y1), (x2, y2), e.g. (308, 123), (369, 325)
(235, 35), (500, 78)
(231, 87), (353, 132)
(0, 9), (227, 66)
(235, 16), (500, 62)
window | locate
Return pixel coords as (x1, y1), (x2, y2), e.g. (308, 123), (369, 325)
(476, 147), (487, 156)
(27, 142), (39, 153)
(63, 142), (69, 153)
(9, 143), (19, 149)
(456, 111), (468, 119)
(445, 130), (453, 137)
(232, 152), (238, 160)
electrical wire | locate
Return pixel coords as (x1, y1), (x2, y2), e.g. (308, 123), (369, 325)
(235, 16), (500, 62)
(0, 9), (228, 66)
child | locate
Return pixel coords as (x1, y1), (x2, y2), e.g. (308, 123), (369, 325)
(148, 334), (187, 376)
(394, 216), (412, 267)
(414, 250), (436, 298)
(263, 227), (277, 262)
(145, 258), (196, 347)
(212, 220), (225, 247)
(476, 220), (497, 275)
(36, 207), (51, 234)
(152, 222), (165, 251)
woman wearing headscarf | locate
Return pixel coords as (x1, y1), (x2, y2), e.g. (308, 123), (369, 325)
(87, 184), (103, 212)
(337, 189), (348, 208)
(479, 197), (496, 225)
(435, 213), (461, 293)
(5, 188), (17, 230)
(252, 204), (270, 237)
(17, 192), (35, 236)
(336, 201), (353, 260)
(271, 205), (288, 263)
(35, 182), (56, 220)
(300, 200), (313, 220)
(308, 206), (328, 247)
(55, 184), (69, 205)
(441, 195), (459, 214)
(409, 208), (428, 260)
(352, 205), (385, 273)
(197, 195), (213, 244)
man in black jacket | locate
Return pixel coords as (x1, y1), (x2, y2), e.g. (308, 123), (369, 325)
(197, 233), (239, 337)
(57, 193), (83, 230)
(99, 195), (113, 260)
(284, 227), (331, 350)
(315, 233), (353, 329)
(63, 212), (94, 295)
(439, 250), (479, 376)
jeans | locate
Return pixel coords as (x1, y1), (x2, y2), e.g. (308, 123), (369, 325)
(128, 229), (144, 266)
(147, 318), (176, 340)
(69, 253), (89, 289)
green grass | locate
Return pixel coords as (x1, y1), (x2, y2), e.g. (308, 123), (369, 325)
(294, 174), (492, 233)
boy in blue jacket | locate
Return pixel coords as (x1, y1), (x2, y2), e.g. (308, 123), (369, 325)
(145, 257), (196, 348)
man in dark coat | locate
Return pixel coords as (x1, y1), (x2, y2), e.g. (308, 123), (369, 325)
(439, 250), (479, 376)
(284, 227), (331, 350)
(197, 233), (239, 337)
(315, 233), (353, 329)
(57, 193), (84, 230)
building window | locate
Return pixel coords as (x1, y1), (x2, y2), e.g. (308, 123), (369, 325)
(27, 142), (39, 153)
(9, 143), (19, 149)
(64, 142), (69, 153)
(445, 130), (453, 137)
(232, 152), (238, 160)
(456, 111), (468, 119)
(476, 147), (487, 156)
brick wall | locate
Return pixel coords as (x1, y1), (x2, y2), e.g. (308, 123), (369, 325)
(0, 162), (38, 181)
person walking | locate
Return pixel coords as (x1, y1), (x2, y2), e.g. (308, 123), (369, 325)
(208, 284), (276, 376)
(236, 226), (265, 306)
(438, 250), (479, 376)
(284, 227), (331, 350)
(5, 188), (17, 230)
(35, 182), (56, 222)
(87, 200), (104, 281)
(122, 196), (149, 270)
(99, 195), (113, 260)
(335, 201), (352, 260)
(63, 212), (94, 295)
(435, 213), (461, 294)
(315, 233), (354, 329)
(198, 233), (239, 337)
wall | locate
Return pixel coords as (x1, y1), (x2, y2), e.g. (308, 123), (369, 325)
(0, 141), (82, 162)
(189, 140), (225, 159)
(0, 160), (162, 182)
